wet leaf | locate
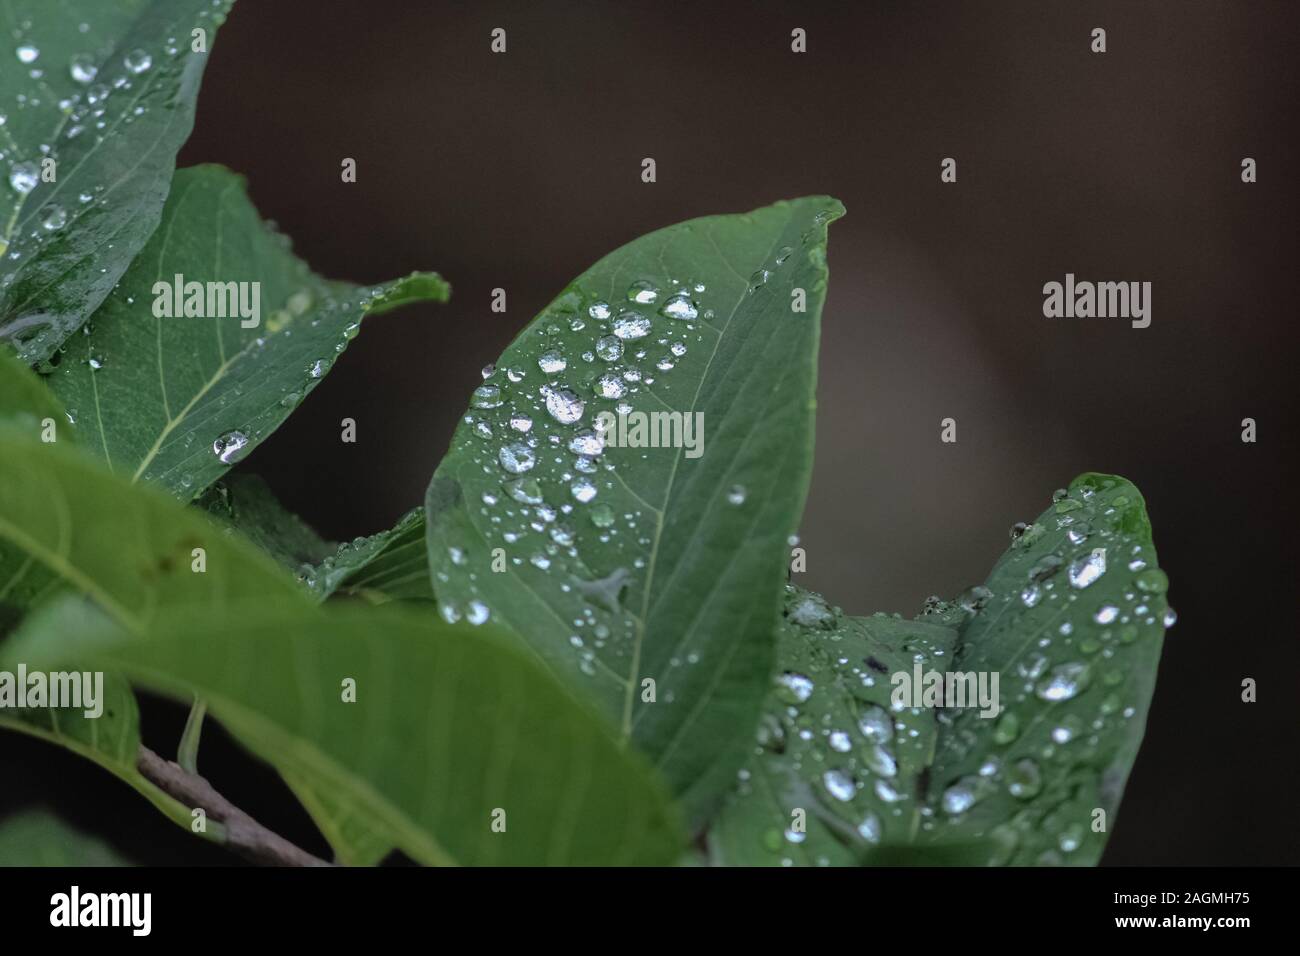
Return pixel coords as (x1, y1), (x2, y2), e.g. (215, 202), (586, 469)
(710, 475), (1170, 866)
(46, 164), (448, 498)
(424, 197), (843, 822)
(917, 473), (1171, 865)
(0, 0), (235, 363)
(709, 587), (959, 865)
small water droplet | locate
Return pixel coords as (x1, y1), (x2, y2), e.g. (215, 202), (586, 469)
(67, 53), (98, 84)
(124, 49), (152, 74)
(16, 45), (39, 65)
(726, 485), (746, 505)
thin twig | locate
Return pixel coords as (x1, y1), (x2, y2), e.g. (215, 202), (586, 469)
(137, 745), (332, 867)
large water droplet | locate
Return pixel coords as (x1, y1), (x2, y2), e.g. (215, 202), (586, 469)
(124, 49), (152, 73)
(8, 162), (39, 195)
(544, 386), (585, 424)
(498, 442), (536, 474)
(626, 280), (658, 304)
(40, 205), (67, 230)
(611, 311), (651, 340)
(659, 293), (698, 321)
(537, 349), (566, 374)
(69, 54), (97, 84)
(775, 672), (814, 704)
(1068, 549), (1106, 588)
(1007, 758), (1042, 799)
(1034, 662), (1091, 702)
(858, 706), (893, 743)
(212, 430), (250, 464)
(822, 770), (856, 802)
(594, 373), (627, 399)
(941, 777), (980, 815)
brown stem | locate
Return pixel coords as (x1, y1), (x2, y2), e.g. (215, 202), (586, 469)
(137, 745), (332, 867)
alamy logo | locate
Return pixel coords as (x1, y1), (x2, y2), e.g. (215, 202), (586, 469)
(0, 666), (104, 718)
(891, 662), (1001, 718)
(50, 886), (151, 936)
(151, 273), (261, 328)
(594, 409), (705, 459)
(1042, 273), (1151, 328)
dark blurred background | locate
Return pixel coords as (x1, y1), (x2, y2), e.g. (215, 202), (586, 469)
(5, 0), (1297, 865)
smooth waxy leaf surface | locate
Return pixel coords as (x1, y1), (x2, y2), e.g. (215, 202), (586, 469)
(9, 600), (685, 866)
(425, 197), (843, 821)
(46, 164), (448, 498)
(0, 0), (234, 363)
(916, 473), (1171, 865)
(0, 432), (306, 632)
(0, 430), (313, 845)
(709, 587), (959, 865)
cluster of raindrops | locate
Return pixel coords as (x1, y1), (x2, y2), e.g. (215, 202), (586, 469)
(429, 210), (841, 653)
(1, 1), (233, 279)
(428, 273), (734, 656)
(728, 587), (953, 865)
(915, 476), (1176, 864)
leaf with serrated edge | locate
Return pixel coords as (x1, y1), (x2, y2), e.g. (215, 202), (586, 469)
(0, 1), (235, 364)
(425, 197), (843, 823)
(47, 164), (448, 498)
(8, 599), (684, 866)
(709, 586), (959, 865)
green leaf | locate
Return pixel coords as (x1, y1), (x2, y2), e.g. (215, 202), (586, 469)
(0, 346), (74, 440)
(195, 474), (333, 572)
(45, 164), (449, 498)
(711, 476), (1170, 867)
(9, 599), (685, 866)
(0, 430), (313, 848)
(916, 473), (1170, 865)
(424, 197), (843, 822)
(709, 587), (959, 865)
(0, 353), (76, 629)
(0, 807), (136, 866)
(314, 509), (432, 602)
(0, 672), (200, 840)
(280, 771), (393, 867)
(0, 432), (306, 633)
(0, 1), (235, 364)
